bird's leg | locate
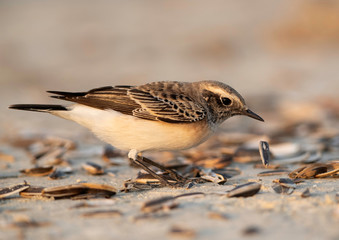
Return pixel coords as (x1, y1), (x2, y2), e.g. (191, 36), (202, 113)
(141, 156), (186, 182)
(128, 149), (173, 187)
(132, 156), (170, 187)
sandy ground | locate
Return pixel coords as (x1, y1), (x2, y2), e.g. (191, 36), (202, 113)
(1, 1), (339, 239)
(0, 134), (339, 240)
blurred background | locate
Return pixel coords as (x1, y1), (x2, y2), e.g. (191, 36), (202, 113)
(1, 0), (339, 137)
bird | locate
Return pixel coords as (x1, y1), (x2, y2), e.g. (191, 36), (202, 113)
(9, 80), (264, 186)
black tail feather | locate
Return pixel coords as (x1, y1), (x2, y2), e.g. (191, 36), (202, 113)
(9, 104), (67, 112)
(47, 90), (87, 97)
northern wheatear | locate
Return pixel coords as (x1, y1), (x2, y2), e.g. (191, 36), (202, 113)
(10, 80), (263, 186)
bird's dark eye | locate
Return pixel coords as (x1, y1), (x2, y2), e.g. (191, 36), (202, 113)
(221, 97), (232, 106)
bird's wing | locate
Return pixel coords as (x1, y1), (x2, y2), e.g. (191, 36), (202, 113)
(48, 86), (140, 116)
(48, 83), (206, 123)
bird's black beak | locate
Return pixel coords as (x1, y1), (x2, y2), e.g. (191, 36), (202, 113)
(243, 109), (264, 122)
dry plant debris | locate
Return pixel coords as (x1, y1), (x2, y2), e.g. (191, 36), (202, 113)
(41, 183), (116, 199)
(169, 225), (196, 238)
(141, 192), (204, 213)
(208, 211), (229, 221)
(1, 103), (339, 240)
(20, 166), (55, 177)
(81, 209), (122, 218)
(257, 170), (290, 177)
(289, 162), (339, 179)
(259, 141), (270, 167)
(242, 226), (261, 236)
(9, 217), (51, 229)
(0, 182), (30, 199)
(82, 162), (105, 175)
(19, 186), (45, 198)
(227, 182), (261, 198)
(301, 188), (311, 198)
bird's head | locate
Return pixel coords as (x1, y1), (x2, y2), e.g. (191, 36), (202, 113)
(195, 80), (264, 124)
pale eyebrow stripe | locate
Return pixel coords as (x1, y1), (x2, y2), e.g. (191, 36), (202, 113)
(204, 86), (228, 96)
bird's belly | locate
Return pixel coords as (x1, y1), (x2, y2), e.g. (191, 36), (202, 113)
(60, 105), (212, 152)
(95, 115), (212, 152)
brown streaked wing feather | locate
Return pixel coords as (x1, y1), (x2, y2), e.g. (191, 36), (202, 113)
(49, 82), (206, 123)
(129, 86), (206, 123)
(49, 86), (141, 115)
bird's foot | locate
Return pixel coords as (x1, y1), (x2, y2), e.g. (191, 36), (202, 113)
(129, 156), (187, 188)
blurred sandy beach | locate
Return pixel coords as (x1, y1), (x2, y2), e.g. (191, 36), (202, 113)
(1, 1), (339, 239)
(1, 0), (339, 132)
